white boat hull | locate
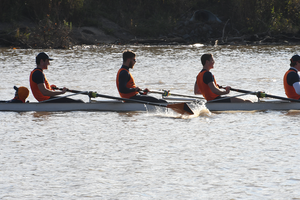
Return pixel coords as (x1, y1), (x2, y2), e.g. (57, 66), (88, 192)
(205, 100), (300, 111)
(0, 100), (159, 112)
(1, 99), (300, 112)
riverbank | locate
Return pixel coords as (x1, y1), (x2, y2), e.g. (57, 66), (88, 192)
(1, 16), (300, 49)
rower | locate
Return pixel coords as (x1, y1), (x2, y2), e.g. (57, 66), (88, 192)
(7, 86), (29, 103)
(194, 53), (252, 103)
(30, 52), (83, 103)
(284, 54), (300, 99)
(116, 50), (166, 103)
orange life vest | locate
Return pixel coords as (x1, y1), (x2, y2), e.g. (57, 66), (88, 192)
(196, 70), (220, 101)
(283, 69), (300, 99)
(29, 68), (51, 102)
(116, 68), (139, 98)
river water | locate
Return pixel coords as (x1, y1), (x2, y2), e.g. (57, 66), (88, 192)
(1, 45), (300, 199)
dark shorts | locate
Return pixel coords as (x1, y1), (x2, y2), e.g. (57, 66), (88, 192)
(43, 97), (84, 103)
(6, 99), (23, 103)
(210, 96), (231, 103)
(130, 94), (167, 103)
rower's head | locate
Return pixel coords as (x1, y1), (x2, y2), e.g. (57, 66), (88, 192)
(201, 53), (214, 69)
(290, 55), (300, 67)
(36, 52), (53, 70)
(123, 50), (136, 69)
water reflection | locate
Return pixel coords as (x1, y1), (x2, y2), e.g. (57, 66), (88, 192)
(31, 111), (53, 119)
(285, 110), (300, 116)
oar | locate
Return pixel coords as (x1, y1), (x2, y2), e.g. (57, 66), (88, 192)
(148, 90), (205, 100)
(230, 88), (300, 102)
(40, 91), (86, 103)
(56, 88), (194, 115)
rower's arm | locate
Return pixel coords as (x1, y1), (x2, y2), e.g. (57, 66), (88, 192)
(293, 82), (300, 95)
(37, 83), (66, 96)
(208, 82), (230, 95)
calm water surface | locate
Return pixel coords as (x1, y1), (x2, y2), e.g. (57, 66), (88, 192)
(1, 45), (300, 199)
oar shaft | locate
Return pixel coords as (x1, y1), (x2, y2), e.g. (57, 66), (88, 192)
(67, 89), (89, 95)
(264, 93), (300, 102)
(230, 87), (300, 103)
(61, 88), (168, 106)
(149, 90), (204, 99)
(40, 92), (85, 103)
(65, 89), (169, 107)
(57, 88), (194, 115)
(95, 93), (168, 107)
(229, 88), (252, 94)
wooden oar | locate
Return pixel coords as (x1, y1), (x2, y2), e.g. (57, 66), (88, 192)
(230, 88), (300, 102)
(148, 90), (205, 100)
(57, 88), (194, 115)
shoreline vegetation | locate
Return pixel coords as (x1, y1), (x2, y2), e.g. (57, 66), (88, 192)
(1, 0), (300, 49)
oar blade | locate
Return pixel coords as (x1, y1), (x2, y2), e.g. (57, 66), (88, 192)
(167, 103), (194, 115)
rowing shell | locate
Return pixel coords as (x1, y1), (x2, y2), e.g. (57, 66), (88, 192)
(1, 99), (300, 112)
(163, 96), (300, 111)
(205, 100), (300, 111)
(0, 100), (166, 112)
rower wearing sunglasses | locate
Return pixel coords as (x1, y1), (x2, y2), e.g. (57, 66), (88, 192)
(194, 53), (251, 103)
(116, 50), (166, 103)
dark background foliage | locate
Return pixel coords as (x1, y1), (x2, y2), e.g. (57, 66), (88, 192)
(1, 0), (300, 47)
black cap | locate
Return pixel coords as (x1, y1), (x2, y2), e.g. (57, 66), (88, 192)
(291, 55), (300, 63)
(36, 52), (53, 64)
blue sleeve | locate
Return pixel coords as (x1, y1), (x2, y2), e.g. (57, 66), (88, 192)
(32, 70), (45, 84)
(286, 72), (300, 86)
(118, 70), (136, 93)
(203, 71), (214, 84)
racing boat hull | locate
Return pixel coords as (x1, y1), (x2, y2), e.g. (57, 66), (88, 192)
(1, 99), (300, 112)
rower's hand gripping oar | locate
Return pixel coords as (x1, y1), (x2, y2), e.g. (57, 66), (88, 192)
(230, 88), (300, 102)
(54, 87), (194, 115)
